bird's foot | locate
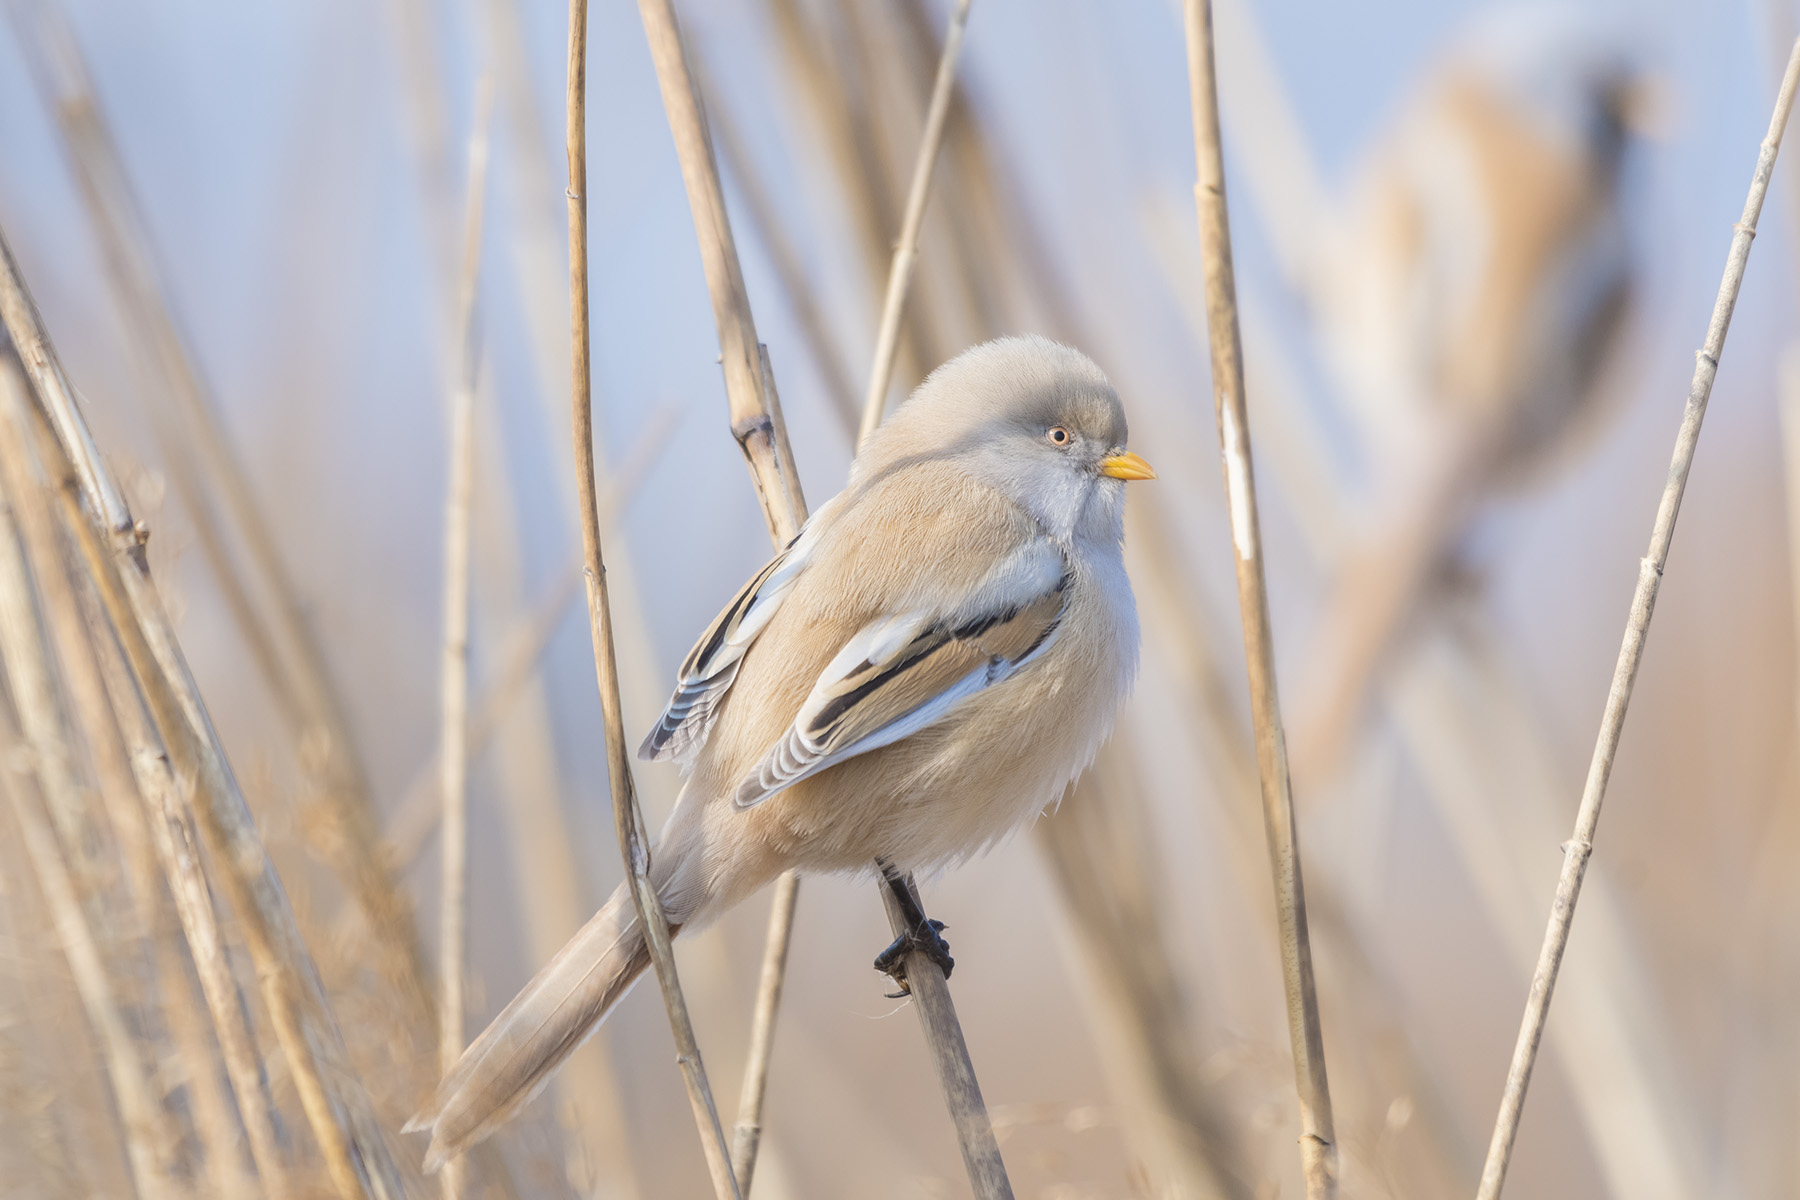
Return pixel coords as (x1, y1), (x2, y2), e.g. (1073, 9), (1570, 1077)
(874, 918), (953, 998)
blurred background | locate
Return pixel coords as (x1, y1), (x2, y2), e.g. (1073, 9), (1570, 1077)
(2, 0), (1798, 1197)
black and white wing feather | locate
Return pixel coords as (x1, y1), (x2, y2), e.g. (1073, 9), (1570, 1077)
(637, 539), (810, 763)
(734, 548), (1071, 809)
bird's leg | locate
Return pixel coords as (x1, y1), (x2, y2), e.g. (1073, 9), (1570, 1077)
(872, 859), (954, 997)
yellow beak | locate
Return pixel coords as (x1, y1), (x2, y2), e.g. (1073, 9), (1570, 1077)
(1099, 450), (1157, 481)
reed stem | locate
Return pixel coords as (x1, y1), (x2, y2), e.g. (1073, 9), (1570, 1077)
(0, 225), (409, 1200)
(435, 74), (494, 1200)
(1474, 36), (1800, 1200)
(856, 0), (973, 445)
(1181, 3), (1337, 1195)
(570, 3), (740, 1195)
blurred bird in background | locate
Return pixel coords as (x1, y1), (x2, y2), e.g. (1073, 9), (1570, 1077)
(1291, 10), (1656, 783)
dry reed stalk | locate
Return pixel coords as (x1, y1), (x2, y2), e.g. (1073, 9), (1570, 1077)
(764, 0), (920, 377)
(1474, 37), (1800, 1200)
(569, 2), (740, 1194)
(7, 0), (438, 1030)
(85, 586), (298, 1200)
(0, 497), (181, 1200)
(468, 13), (645, 1187)
(1181, 3), (1337, 1196)
(379, 404), (676, 874)
(0, 813), (95, 1197)
(637, 0), (808, 541)
(727, 865), (796, 1195)
(890, 0), (1009, 343)
(0, 751), (179, 1200)
(0, 229), (409, 1200)
(630, 4), (817, 1195)
(435, 76), (494, 1200)
(0, 352), (263, 1199)
(378, 3), (642, 1184)
(1145, 182), (1713, 1200)
(694, 48), (861, 440)
(876, 876), (1014, 1198)
(856, 0), (973, 445)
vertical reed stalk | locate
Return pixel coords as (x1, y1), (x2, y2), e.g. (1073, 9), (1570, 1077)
(377, 405), (677, 875)
(569, 2), (740, 1195)
(436, 76), (494, 1200)
(0, 226), (409, 1200)
(1181, 3), (1337, 1196)
(1474, 37), (1800, 1200)
(856, 0), (973, 445)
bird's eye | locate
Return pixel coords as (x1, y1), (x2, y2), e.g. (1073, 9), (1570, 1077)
(1047, 426), (1071, 447)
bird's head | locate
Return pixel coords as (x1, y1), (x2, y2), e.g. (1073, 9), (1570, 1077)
(856, 335), (1154, 550)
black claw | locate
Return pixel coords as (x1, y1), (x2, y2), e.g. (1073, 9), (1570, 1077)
(873, 917), (954, 996)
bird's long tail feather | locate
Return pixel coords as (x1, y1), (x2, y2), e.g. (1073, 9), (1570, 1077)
(407, 883), (649, 1172)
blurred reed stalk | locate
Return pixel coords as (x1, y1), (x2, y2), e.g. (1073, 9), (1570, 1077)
(570, 1), (740, 1195)
(1036, 737), (1252, 1200)
(379, 405), (676, 875)
(380, 0), (644, 1185)
(0, 443), (180, 1199)
(0, 227), (409, 1200)
(6, 0), (441, 1040)
(857, 0), (972, 444)
(1181, 2), (1337, 1196)
(0, 721), (178, 1200)
(1162, 26), (1715, 1185)
(435, 74), (494, 1200)
(695, 50), (861, 440)
(0, 348), (269, 1200)
(1476, 36), (1800, 1200)
(763, 0), (925, 384)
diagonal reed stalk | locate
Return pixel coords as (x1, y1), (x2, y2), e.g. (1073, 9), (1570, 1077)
(1181, 2), (1337, 1196)
(435, 75), (494, 1200)
(7, 0), (439, 1034)
(694, 49), (861, 441)
(0, 414), (181, 1200)
(856, 0), (973, 445)
(0, 349), (269, 1200)
(0, 725), (180, 1200)
(570, 2), (740, 1195)
(1474, 36), (1800, 1200)
(0, 226), (409, 1200)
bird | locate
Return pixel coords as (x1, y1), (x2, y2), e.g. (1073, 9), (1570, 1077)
(1291, 10), (1648, 782)
(408, 335), (1155, 1169)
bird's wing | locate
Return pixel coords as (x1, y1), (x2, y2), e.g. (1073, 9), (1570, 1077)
(733, 542), (1071, 810)
(638, 529), (817, 763)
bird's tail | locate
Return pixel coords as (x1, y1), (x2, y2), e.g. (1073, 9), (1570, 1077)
(407, 882), (650, 1172)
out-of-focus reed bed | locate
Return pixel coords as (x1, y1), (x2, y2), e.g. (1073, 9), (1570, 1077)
(3, 0), (1800, 1197)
